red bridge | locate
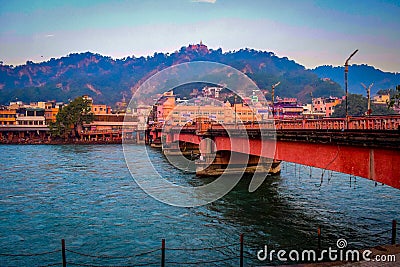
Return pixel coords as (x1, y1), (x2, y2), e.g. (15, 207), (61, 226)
(147, 115), (400, 190)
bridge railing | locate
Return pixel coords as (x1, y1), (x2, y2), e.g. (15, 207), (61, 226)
(204, 116), (400, 131)
(269, 115), (400, 131)
(153, 115), (400, 133)
(347, 116), (400, 130)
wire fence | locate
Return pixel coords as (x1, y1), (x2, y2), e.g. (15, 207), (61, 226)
(0, 221), (397, 266)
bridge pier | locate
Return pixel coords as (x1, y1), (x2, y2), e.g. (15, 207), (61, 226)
(161, 138), (281, 177)
(195, 151), (281, 176)
(163, 141), (200, 157)
(195, 137), (281, 176)
(147, 126), (162, 148)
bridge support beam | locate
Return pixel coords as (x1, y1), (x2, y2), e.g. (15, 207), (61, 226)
(163, 141), (200, 157)
(162, 138), (281, 177)
(196, 151), (281, 176)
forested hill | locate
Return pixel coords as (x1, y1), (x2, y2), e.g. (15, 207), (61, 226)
(312, 64), (400, 95)
(0, 44), (345, 106)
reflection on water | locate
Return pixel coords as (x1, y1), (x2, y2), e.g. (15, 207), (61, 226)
(0, 145), (399, 266)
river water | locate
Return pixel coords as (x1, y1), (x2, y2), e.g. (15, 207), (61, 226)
(0, 145), (399, 266)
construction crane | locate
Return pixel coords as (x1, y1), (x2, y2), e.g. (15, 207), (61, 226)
(361, 82), (373, 115)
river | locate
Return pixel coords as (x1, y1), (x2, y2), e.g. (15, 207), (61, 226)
(0, 145), (399, 266)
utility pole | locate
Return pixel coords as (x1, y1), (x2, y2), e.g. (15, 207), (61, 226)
(361, 82), (373, 115)
(271, 82), (280, 118)
(310, 91), (314, 117)
(344, 49), (358, 127)
(234, 94), (237, 125)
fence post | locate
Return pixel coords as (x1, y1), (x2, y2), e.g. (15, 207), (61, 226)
(392, 220), (397, 245)
(240, 233), (244, 267)
(161, 239), (165, 267)
(61, 239), (66, 267)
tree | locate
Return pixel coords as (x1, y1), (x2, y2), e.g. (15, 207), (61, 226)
(332, 93), (396, 117)
(49, 96), (94, 140)
(388, 85), (400, 109)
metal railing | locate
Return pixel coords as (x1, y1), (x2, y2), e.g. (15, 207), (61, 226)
(1, 221), (397, 266)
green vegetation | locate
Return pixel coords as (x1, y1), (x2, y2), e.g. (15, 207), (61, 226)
(332, 94), (396, 117)
(0, 48), (344, 106)
(49, 96), (94, 140)
(387, 85), (400, 109)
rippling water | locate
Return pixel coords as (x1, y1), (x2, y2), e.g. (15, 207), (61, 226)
(0, 145), (399, 266)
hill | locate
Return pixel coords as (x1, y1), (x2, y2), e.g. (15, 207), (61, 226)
(312, 64), (400, 95)
(0, 44), (344, 106)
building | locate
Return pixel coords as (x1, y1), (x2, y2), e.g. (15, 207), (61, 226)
(153, 91), (178, 123)
(82, 94), (112, 115)
(232, 102), (261, 123)
(167, 102), (234, 125)
(44, 101), (64, 124)
(373, 94), (390, 105)
(312, 97), (342, 117)
(302, 103), (325, 119)
(0, 107), (17, 126)
(202, 86), (223, 99)
(151, 91), (262, 126)
(0, 95), (148, 143)
(0, 106), (48, 143)
(274, 97), (303, 119)
(92, 104), (112, 115)
(186, 41), (209, 54)
(16, 107), (46, 126)
(30, 101), (46, 109)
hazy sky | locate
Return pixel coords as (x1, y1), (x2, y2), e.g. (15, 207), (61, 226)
(0, 0), (399, 72)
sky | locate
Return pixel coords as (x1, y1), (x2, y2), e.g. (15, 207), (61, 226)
(0, 0), (399, 72)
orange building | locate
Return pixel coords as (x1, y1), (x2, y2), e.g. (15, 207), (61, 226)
(155, 91), (177, 122)
(44, 101), (61, 124)
(373, 94), (390, 105)
(312, 97), (342, 117)
(0, 108), (17, 125)
(82, 95), (112, 115)
(92, 104), (112, 115)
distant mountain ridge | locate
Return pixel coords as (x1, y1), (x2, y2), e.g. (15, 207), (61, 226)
(312, 64), (400, 95)
(2, 43), (384, 106)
